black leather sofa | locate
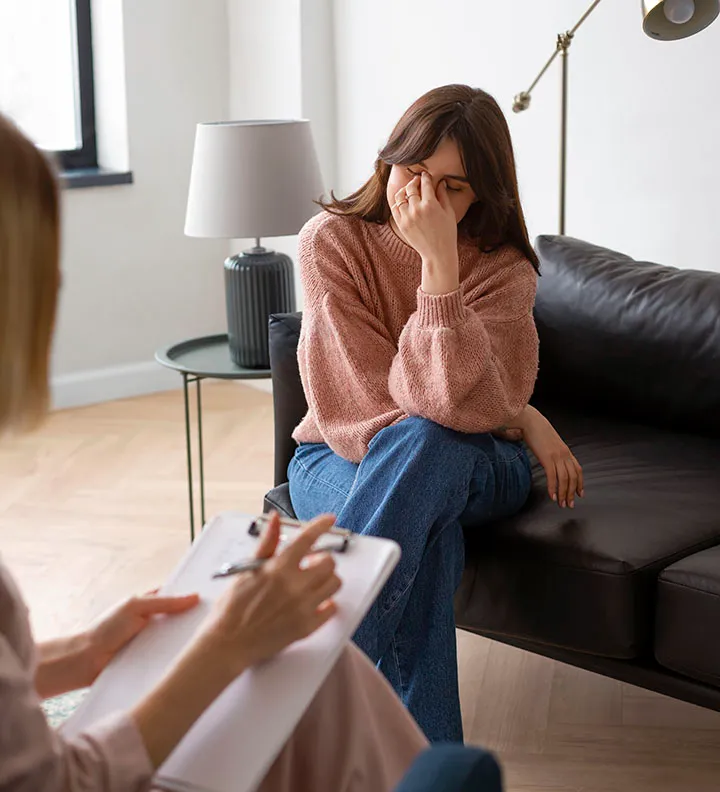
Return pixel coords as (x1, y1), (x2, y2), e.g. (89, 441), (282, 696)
(264, 234), (720, 711)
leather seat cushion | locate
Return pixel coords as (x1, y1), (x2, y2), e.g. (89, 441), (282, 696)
(455, 402), (720, 659)
(655, 546), (720, 686)
(264, 483), (296, 518)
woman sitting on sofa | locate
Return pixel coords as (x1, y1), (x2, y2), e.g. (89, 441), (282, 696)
(288, 84), (584, 744)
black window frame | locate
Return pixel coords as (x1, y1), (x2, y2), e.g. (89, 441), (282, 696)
(54, 0), (98, 172)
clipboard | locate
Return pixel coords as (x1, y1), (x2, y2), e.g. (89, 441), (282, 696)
(62, 511), (401, 792)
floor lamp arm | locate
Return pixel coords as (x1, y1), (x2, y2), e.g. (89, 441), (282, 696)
(560, 42), (570, 236)
(512, 0), (606, 234)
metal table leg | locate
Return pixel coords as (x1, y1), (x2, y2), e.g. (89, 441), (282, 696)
(181, 374), (207, 542)
(182, 373), (196, 541)
(196, 376), (206, 527)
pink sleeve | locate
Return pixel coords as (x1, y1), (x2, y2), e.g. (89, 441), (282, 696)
(388, 257), (539, 433)
(296, 222), (406, 463)
(0, 633), (154, 792)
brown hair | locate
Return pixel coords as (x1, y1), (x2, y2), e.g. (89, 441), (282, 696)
(321, 84), (539, 269)
(0, 114), (61, 434)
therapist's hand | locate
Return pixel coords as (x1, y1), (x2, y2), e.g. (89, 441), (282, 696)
(132, 512), (342, 770)
(197, 512), (342, 674)
(86, 592), (201, 681)
(35, 592), (200, 699)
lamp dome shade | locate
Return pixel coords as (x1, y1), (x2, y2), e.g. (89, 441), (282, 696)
(642, 0), (719, 40)
(185, 120), (325, 239)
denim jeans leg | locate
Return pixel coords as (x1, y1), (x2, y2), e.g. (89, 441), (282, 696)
(336, 418), (495, 743)
(288, 443), (358, 518)
(287, 422), (532, 745)
(394, 745), (503, 792)
(461, 433), (533, 525)
(376, 512), (466, 743)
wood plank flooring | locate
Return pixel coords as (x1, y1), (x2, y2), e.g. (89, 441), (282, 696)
(2, 382), (719, 791)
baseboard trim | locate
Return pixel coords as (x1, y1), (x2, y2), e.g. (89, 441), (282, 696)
(51, 361), (180, 410)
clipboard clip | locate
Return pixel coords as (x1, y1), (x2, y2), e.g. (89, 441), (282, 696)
(249, 514), (353, 554)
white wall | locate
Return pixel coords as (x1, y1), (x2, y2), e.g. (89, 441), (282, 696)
(333, 0), (720, 272)
(53, 0), (230, 407)
(301, 0), (339, 191)
(227, 0), (302, 120)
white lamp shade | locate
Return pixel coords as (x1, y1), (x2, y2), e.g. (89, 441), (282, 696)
(642, 0), (720, 40)
(185, 120), (325, 239)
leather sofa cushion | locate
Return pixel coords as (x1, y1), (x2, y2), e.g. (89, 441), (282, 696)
(534, 235), (720, 438)
(655, 546), (720, 687)
(264, 483), (295, 518)
(269, 313), (306, 487)
(455, 403), (720, 659)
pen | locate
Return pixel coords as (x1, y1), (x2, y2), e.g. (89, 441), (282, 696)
(213, 558), (267, 579)
(212, 545), (346, 579)
(212, 515), (353, 579)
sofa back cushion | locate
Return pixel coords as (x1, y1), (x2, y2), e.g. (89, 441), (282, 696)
(534, 235), (720, 437)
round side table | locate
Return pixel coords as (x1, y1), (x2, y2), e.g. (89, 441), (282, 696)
(156, 334), (271, 540)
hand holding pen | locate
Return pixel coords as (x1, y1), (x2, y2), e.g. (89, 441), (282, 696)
(132, 511), (343, 767)
(195, 512), (343, 674)
(214, 514), (352, 578)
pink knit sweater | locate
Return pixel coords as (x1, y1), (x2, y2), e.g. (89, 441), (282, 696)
(292, 211), (539, 464)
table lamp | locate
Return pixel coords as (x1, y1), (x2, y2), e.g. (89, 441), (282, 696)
(185, 119), (325, 368)
(512, 0), (720, 235)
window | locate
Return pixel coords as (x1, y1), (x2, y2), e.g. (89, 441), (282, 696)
(0, 0), (97, 171)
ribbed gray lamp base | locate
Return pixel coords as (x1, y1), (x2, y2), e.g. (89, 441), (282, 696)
(224, 249), (296, 369)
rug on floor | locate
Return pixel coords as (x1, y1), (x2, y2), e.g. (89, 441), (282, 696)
(42, 690), (88, 728)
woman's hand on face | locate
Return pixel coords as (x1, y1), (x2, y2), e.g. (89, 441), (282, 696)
(391, 172), (459, 295)
(84, 592), (201, 683)
(510, 405), (584, 509)
(197, 512), (342, 675)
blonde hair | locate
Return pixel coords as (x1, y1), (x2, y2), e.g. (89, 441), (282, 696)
(0, 114), (60, 434)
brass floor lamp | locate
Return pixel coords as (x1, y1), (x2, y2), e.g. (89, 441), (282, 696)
(513, 0), (720, 235)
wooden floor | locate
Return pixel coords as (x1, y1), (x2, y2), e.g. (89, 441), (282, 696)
(2, 382), (719, 791)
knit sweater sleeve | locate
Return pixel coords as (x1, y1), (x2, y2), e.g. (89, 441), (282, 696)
(0, 564), (154, 792)
(388, 249), (538, 433)
(295, 218), (406, 463)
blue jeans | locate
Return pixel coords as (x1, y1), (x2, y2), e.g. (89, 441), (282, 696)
(288, 417), (532, 743)
(394, 745), (503, 792)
